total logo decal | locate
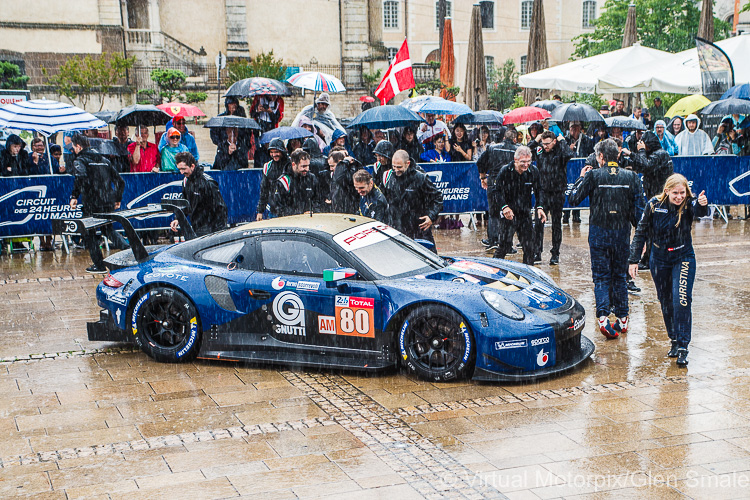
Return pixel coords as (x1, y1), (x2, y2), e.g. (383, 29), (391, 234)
(537, 349), (549, 367)
(272, 291), (306, 336)
(271, 277), (320, 292)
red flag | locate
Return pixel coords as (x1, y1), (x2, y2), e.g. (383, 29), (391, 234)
(375, 39), (416, 105)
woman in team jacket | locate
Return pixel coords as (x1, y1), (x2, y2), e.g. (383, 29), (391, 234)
(628, 174), (708, 367)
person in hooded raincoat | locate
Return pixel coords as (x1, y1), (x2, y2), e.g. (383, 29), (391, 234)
(322, 128), (354, 157)
(159, 116), (200, 160)
(291, 93), (345, 145)
(399, 126), (424, 162)
(302, 137), (326, 175)
(674, 114), (713, 156)
(654, 120), (678, 156)
(1, 134), (30, 176)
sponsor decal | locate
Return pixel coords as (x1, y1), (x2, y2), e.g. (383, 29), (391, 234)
(334, 296), (375, 338)
(448, 260), (499, 275)
(531, 337), (550, 347)
(176, 317), (198, 358)
(537, 349), (549, 367)
(426, 170), (471, 201)
(318, 315), (336, 334)
(654, 207), (668, 213)
(0, 185), (82, 227)
(333, 221), (400, 252)
(494, 339), (527, 350)
(272, 291), (306, 336)
(146, 272), (189, 281)
(399, 320), (410, 360)
(115, 308), (122, 324)
(569, 316), (585, 331)
(271, 277), (286, 290)
(459, 322), (471, 362)
(679, 261), (690, 306)
(131, 292), (150, 335)
(296, 280), (320, 292)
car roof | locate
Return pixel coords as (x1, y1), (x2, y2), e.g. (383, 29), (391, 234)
(232, 214), (373, 236)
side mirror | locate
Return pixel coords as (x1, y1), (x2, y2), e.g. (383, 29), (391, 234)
(323, 267), (357, 285)
(414, 238), (436, 253)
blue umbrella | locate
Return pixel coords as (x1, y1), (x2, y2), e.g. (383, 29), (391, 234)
(453, 110), (504, 125)
(346, 105), (425, 130)
(400, 96), (473, 115)
(259, 126), (313, 145)
(720, 83), (750, 101)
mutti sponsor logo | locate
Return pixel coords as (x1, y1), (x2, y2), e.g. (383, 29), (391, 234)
(342, 224), (391, 246)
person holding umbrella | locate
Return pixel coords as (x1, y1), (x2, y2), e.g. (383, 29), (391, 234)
(250, 94), (283, 131)
(629, 175), (709, 366)
(212, 126), (250, 170)
(128, 125), (160, 172)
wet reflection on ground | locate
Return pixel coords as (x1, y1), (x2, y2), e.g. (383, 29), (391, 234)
(1, 216), (749, 498)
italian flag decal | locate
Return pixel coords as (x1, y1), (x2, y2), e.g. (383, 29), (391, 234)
(324, 268), (356, 281)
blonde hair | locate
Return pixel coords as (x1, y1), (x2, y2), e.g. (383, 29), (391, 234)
(656, 173), (694, 227)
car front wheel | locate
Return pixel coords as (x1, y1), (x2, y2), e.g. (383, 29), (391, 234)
(398, 305), (474, 382)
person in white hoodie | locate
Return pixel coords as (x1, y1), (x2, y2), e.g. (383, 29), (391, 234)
(674, 114), (714, 155)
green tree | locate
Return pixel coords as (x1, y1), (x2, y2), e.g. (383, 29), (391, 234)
(487, 59), (521, 111)
(43, 53), (135, 110)
(150, 69), (187, 103)
(561, 93), (608, 109)
(362, 69), (382, 95)
(227, 50), (286, 85)
(572, 0), (731, 59)
(0, 62), (29, 89)
(184, 91), (208, 103)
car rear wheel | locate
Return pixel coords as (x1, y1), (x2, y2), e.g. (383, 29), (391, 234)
(398, 305), (474, 382)
(130, 287), (201, 362)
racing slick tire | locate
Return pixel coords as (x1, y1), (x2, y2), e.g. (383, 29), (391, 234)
(130, 287), (202, 363)
(398, 305), (475, 382)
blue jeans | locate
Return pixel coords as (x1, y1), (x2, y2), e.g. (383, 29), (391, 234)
(650, 246), (696, 349)
(589, 225), (630, 318)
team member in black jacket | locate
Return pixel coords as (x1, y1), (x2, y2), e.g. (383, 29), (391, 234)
(492, 146), (546, 265)
(383, 150), (443, 244)
(270, 149), (322, 217)
(370, 140), (394, 190)
(629, 174), (708, 366)
(354, 169), (388, 223)
(477, 130), (517, 250)
(331, 155), (362, 214)
(564, 121), (594, 224)
(256, 138), (291, 220)
(630, 131), (674, 270)
(569, 139), (645, 339)
(68, 134), (128, 273)
(170, 152), (227, 237)
(533, 130), (574, 265)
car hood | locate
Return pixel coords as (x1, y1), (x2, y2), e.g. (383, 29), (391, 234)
(402, 257), (570, 311)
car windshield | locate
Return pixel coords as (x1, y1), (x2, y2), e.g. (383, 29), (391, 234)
(333, 221), (445, 279)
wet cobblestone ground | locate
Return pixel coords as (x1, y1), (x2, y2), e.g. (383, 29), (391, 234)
(1, 216), (750, 498)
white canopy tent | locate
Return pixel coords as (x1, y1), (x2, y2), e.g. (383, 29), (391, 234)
(518, 44), (672, 94)
(598, 34), (750, 93)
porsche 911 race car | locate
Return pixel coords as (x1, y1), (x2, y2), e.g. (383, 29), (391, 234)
(66, 210), (594, 382)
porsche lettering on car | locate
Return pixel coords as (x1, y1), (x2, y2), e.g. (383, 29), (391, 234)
(86, 214), (594, 381)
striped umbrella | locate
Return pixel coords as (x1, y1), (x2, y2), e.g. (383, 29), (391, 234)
(0, 99), (107, 136)
(286, 72), (346, 93)
(0, 99), (107, 174)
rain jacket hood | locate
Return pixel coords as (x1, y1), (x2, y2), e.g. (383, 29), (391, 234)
(302, 137), (322, 157)
(5, 134), (26, 150)
(642, 131), (662, 153)
(666, 116), (684, 137)
(684, 114), (701, 131)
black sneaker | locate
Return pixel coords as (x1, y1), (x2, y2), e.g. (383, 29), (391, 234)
(676, 348), (689, 366)
(486, 244), (498, 251)
(638, 262), (650, 271)
(549, 256), (559, 265)
(667, 341), (679, 358)
(86, 265), (107, 274)
(627, 280), (641, 294)
(533, 254), (542, 263)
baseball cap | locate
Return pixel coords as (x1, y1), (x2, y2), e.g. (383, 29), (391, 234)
(167, 127), (181, 138)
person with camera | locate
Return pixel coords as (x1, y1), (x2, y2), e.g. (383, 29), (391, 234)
(713, 117), (740, 155)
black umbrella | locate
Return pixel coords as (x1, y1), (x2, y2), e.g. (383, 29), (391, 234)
(551, 103), (605, 123)
(531, 100), (563, 112)
(89, 138), (127, 156)
(94, 110), (118, 123)
(699, 98), (750, 116)
(453, 110), (504, 126)
(204, 116), (261, 130)
(224, 77), (291, 98)
(112, 104), (171, 127)
(604, 116), (647, 131)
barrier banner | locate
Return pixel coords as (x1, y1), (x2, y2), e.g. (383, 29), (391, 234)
(422, 162), (488, 213)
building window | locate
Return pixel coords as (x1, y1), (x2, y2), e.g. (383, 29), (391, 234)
(383, 1), (399, 29)
(520, 0), (533, 30)
(582, 0), (596, 28)
(435, 1), (453, 30)
(485, 56), (495, 76)
(520, 55), (527, 74)
(480, 1), (494, 29)
(387, 47), (399, 61)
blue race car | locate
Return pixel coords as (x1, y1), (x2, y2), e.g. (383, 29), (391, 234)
(81, 213), (593, 382)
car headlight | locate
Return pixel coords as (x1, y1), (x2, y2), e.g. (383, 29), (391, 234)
(525, 266), (557, 287)
(481, 290), (525, 320)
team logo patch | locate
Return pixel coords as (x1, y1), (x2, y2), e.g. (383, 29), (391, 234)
(271, 277), (285, 290)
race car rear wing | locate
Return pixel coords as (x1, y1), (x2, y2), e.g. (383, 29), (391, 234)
(52, 198), (195, 263)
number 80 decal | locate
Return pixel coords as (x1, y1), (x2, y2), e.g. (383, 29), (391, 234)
(322, 296), (375, 338)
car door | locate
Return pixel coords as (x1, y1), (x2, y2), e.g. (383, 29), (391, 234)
(251, 233), (383, 351)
